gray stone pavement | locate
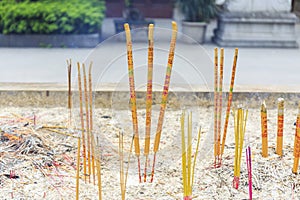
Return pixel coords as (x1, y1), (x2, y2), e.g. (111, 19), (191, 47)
(0, 19), (299, 92)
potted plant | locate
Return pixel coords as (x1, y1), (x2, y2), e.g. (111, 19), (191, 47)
(176, 0), (217, 43)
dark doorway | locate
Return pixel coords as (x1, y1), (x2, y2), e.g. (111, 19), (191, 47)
(105, 0), (174, 18)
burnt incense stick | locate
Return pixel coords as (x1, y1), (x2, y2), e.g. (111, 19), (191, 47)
(293, 103), (300, 174)
(77, 62), (87, 182)
(124, 23), (141, 182)
(221, 48), (238, 155)
(151, 21), (177, 182)
(144, 24), (154, 182)
(213, 48), (219, 167)
(88, 62), (96, 184)
(83, 64), (91, 182)
(261, 101), (268, 158)
(276, 98), (284, 156)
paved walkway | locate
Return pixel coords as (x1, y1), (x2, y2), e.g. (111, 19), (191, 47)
(0, 19), (299, 92)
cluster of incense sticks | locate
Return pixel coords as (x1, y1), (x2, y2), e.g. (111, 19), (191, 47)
(276, 98), (284, 156)
(214, 48), (239, 166)
(181, 111), (201, 200)
(76, 62), (102, 199)
(260, 101), (268, 158)
(246, 146), (253, 200)
(233, 107), (248, 189)
(261, 99), (286, 158)
(151, 21), (177, 182)
(123, 22), (178, 183)
(293, 103), (300, 174)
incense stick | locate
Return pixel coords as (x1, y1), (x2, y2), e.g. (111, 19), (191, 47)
(216, 48), (224, 165)
(213, 48), (219, 167)
(119, 132), (126, 200)
(292, 103), (300, 174)
(77, 62), (87, 182)
(75, 137), (80, 200)
(88, 62), (96, 185)
(83, 64), (91, 182)
(124, 23), (141, 182)
(67, 59), (72, 127)
(221, 48), (238, 155)
(191, 127), (201, 189)
(246, 146), (253, 200)
(187, 112), (192, 196)
(261, 101), (268, 158)
(144, 23), (154, 182)
(181, 111), (201, 199)
(276, 98), (284, 156)
(151, 21), (177, 182)
(181, 112), (187, 197)
(233, 107), (248, 189)
(95, 150), (102, 200)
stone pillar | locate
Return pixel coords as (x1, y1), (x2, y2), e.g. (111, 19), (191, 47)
(213, 0), (298, 48)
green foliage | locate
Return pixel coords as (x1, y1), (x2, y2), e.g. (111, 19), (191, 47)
(0, 0), (105, 34)
(176, 0), (218, 22)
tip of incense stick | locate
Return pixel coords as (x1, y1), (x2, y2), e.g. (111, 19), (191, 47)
(171, 21), (177, 31)
(233, 176), (240, 189)
(278, 97), (284, 102)
(261, 101), (266, 109)
(148, 24), (154, 40)
(124, 23), (129, 31)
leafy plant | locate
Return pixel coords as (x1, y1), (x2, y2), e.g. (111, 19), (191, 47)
(0, 0), (105, 34)
(176, 0), (217, 22)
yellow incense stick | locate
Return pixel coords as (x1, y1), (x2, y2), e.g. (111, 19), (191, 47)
(181, 111), (201, 199)
(144, 24), (154, 182)
(213, 48), (219, 165)
(261, 101), (268, 158)
(233, 109), (238, 179)
(276, 98), (284, 156)
(181, 112), (187, 197)
(83, 64), (91, 182)
(124, 23), (141, 182)
(95, 151), (102, 200)
(233, 107), (248, 189)
(119, 132), (125, 200)
(221, 48), (238, 155)
(88, 63), (96, 184)
(77, 62), (87, 181)
(75, 137), (80, 200)
(191, 127), (201, 189)
(293, 103), (300, 174)
(151, 21), (177, 182)
(187, 112), (192, 196)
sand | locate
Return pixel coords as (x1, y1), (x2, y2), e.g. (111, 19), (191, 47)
(0, 106), (299, 199)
